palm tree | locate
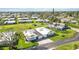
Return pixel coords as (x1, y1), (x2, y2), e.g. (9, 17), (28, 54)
(6, 32), (19, 50)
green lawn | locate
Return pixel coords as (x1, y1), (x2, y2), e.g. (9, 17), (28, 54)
(66, 23), (79, 28)
(0, 39), (38, 50)
(0, 23), (48, 32)
(55, 41), (79, 50)
(3, 47), (9, 50)
(16, 39), (38, 49)
(50, 28), (76, 41)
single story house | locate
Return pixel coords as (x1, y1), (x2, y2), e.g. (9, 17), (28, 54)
(18, 17), (29, 20)
(4, 20), (16, 24)
(36, 19), (49, 23)
(48, 23), (69, 30)
(35, 27), (55, 38)
(7, 18), (15, 21)
(60, 18), (70, 22)
(56, 23), (68, 30)
(18, 17), (32, 23)
(31, 16), (38, 19)
(23, 29), (38, 41)
(70, 20), (78, 24)
(18, 20), (32, 23)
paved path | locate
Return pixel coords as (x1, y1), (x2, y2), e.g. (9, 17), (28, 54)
(70, 27), (79, 32)
(38, 39), (53, 46)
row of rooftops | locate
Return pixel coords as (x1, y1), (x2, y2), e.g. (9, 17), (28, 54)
(4, 18), (49, 24)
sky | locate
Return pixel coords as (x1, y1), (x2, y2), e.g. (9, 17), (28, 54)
(0, 8), (79, 12)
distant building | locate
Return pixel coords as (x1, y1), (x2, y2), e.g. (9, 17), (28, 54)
(4, 18), (15, 21)
(18, 17), (29, 20)
(48, 23), (69, 30)
(70, 20), (78, 24)
(31, 15), (38, 19)
(36, 19), (49, 23)
(18, 17), (32, 23)
(4, 20), (16, 24)
(60, 18), (70, 22)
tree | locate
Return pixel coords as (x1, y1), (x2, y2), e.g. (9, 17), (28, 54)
(7, 32), (19, 50)
(0, 18), (5, 25)
(15, 17), (19, 24)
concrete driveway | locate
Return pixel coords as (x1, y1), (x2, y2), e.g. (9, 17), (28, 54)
(38, 39), (53, 46)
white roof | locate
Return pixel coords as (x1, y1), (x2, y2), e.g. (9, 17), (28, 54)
(18, 20), (32, 22)
(4, 21), (15, 24)
(48, 23), (65, 29)
(23, 30), (37, 38)
(7, 18), (15, 21)
(61, 18), (69, 21)
(36, 19), (49, 22)
(35, 27), (52, 35)
(18, 17), (29, 20)
(71, 20), (77, 22)
(31, 16), (38, 18)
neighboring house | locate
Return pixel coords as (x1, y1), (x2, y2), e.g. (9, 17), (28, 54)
(7, 18), (15, 21)
(31, 16), (38, 19)
(4, 17), (16, 24)
(18, 17), (29, 20)
(60, 18), (70, 22)
(48, 23), (68, 30)
(23, 29), (38, 41)
(19, 20), (32, 23)
(70, 20), (78, 24)
(0, 31), (15, 45)
(35, 27), (55, 38)
(36, 19), (49, 23)
(18, 17), (32, 23)
(48, 16), (54, 19)
(4, 20), (16, 24)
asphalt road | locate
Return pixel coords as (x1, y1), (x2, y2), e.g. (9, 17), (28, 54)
(29, 32), (79, 50)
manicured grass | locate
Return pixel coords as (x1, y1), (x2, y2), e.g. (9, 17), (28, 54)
(0, 23), (48, 32)
(66, 23), (79, 28)
(16, 39), (38, 49)
(50, 28), (76, 42)
(55, 41), (79, 50)
(2, 47), (9, 50)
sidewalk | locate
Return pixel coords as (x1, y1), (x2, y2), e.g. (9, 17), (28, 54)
(71, 27), (79, 32)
